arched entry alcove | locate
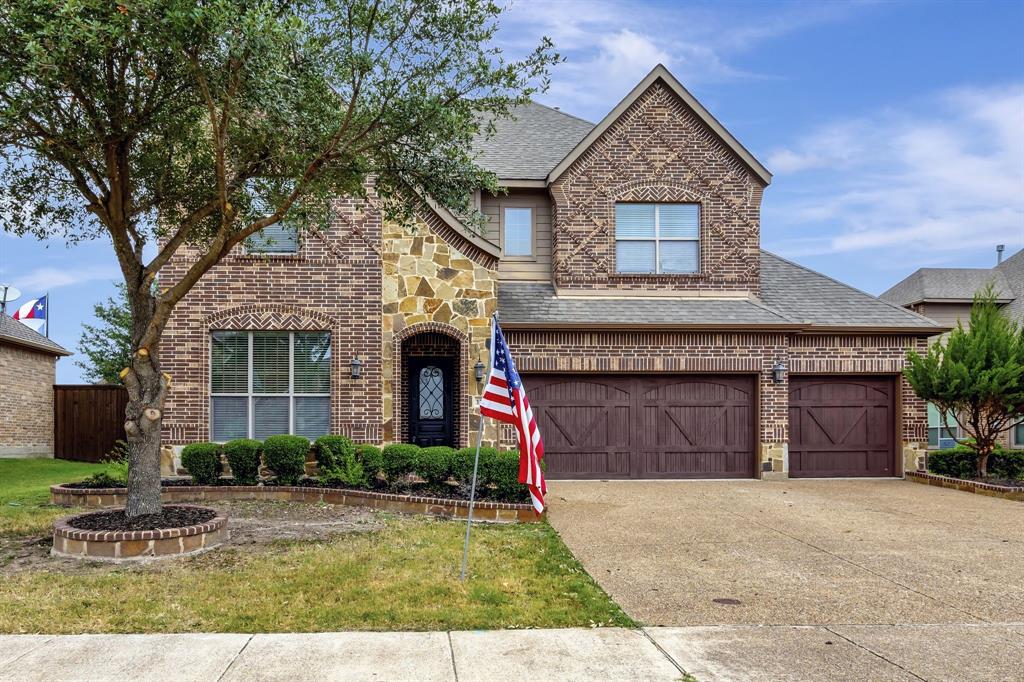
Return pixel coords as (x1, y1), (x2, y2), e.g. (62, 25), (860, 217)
(394, 323), (468, 447)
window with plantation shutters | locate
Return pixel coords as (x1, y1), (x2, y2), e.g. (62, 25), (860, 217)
(210, 331), (330, 441)
(615, 203), (699, 274)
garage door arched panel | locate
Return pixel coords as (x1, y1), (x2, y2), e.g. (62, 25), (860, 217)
(789, 376), (896, 478)
(526, 374), (756, 479)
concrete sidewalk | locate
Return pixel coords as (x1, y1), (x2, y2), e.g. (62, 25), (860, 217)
(2, 624), (1022, 681)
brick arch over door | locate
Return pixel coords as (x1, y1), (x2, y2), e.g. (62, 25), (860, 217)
(392, 322), (470, 447)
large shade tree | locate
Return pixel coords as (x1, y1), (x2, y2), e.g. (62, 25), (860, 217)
(0, 0), (557, 516)
(905, 286), (1024, 477)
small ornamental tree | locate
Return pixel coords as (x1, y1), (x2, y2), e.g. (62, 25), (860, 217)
(904, 285), (1024, 477)
(0, 0), (557, 517)
(76, 283), (133, 384)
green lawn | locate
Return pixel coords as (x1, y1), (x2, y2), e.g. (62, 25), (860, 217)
(0, 458), (633, 633)
(0, 458), (106, 536)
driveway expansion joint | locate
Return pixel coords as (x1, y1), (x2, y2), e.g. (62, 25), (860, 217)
(215, 634), (253, 682)
(639, 627), (691, 678)
(823, 626), (927, 681)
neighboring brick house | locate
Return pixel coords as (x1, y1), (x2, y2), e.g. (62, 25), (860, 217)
(0, 314), (71, 457)
(881, 247), (1024, 451)
(161, 64), (943, 479)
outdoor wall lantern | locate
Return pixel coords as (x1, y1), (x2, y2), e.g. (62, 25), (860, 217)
(772, 360), (786, 384)
(474, 360), (486, 385)
(350, 356), (363, 380)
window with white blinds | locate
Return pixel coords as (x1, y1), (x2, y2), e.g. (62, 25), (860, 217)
(615, 203), (699, 274)
(245, 223), (299, 254)
(503, 207), (533, 257)
(210, 331), (330, 442)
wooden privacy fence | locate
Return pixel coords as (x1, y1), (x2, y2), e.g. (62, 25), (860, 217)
(53, 385), (128, 462)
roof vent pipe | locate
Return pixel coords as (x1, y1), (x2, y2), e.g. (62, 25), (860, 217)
(997, 244), (1005, 264)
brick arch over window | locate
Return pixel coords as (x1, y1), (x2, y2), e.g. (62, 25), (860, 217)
(393, 322), (471, 447)
(610, 180), (710, 204)
(204, 303), (337, 331)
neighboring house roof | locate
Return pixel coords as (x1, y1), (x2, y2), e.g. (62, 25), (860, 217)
(994, 248), (1024, 323)
(879, 266), (1013, 306)
(547, 65), (772, 186)
(0, 313), (71, 356)
(498, 252), (940, 332)
(472, 102), (594, 181)
(759, 252), (942, 331)
(497, 282), (799, 328)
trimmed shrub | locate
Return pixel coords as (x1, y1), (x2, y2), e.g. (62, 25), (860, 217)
(223, 439), (262, 485)
(181, 442), (222, 485)
(314, 435), (355, 472)
(928, 445), (1022, 481)
(491, 449), (527, 502)
(381, 444), (419, 484)
(356, 444), (383, 479)
(262, 435), (310, 485)
(415, 446), (456, 485)
(452, 447), (499, 485)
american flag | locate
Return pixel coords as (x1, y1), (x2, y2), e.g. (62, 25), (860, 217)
(479, 317), (546, 514)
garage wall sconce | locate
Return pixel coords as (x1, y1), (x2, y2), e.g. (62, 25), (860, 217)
(350, 356), (363, 380)
(772, 360), (786, 384)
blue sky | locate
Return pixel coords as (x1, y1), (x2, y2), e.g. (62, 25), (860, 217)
(2, 0), (1022, 382)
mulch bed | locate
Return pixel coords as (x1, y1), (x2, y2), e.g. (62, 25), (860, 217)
(927, 473), (1024, 488)
(62, 478), (194, 490)
(66, 505), (216, 532)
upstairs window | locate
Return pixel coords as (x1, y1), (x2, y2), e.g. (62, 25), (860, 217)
(502, 207), (533, 257)
(210, 331), (330, 442)
(615, 203), (699, 274)
(245, 222), (299, 254)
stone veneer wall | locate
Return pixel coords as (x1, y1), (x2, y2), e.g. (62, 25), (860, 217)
(549, 80), (765, 295)
(381, 219), (499, 447)
(0, 343), (57, 457)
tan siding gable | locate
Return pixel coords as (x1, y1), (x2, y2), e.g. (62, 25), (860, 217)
(482, 188), (552, 281)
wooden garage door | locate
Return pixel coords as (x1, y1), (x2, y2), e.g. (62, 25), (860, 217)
(525, 374), (756, 479)
(789, 376), (896, 478)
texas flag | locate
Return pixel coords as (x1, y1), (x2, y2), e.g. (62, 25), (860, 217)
(12, 295), (47, 334)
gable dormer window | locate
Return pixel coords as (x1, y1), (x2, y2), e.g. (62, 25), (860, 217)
(615, 203), (699, 274)
(502, 206), (533, 257)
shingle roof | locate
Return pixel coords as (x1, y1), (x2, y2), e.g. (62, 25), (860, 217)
(879, 266), (1013, 306)
(0, 313), (71, 355)
(994, 249), (1024, 324)
(473, 102), (594, 180)
(497, 282), (798, 327)
(759, 251), (942, 330)
(498, 251), (942, 331)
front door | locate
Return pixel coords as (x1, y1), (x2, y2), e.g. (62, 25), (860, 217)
(408, 358), (455, 447)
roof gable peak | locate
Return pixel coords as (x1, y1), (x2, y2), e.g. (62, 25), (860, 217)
(547, 64), (772, 186)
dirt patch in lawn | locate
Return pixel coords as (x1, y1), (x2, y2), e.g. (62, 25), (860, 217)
(1, 500), (381, 573)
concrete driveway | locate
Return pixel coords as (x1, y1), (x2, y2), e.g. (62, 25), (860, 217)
(547, 479), (1024, 627)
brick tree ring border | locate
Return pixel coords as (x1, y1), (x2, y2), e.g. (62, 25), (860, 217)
(49, 484), (540, 523)
(52, 505), (229, 561)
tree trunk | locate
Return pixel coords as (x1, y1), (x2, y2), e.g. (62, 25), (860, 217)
(976, 450), (990, 479)
(122, 291), (169, 518)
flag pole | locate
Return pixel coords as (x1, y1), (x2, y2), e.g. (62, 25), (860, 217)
(460, 313), (495, 582)
(45, 291), (49, 338)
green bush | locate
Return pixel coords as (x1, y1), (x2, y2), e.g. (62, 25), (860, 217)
(381, 444), (419, 483)
(314, 435), (355, 471)
(452, 447), (499, 485)
(490, 449), (527, 502)
(415, 446), (456, 485)
(356, 444), (383, 479)
(181, 442), (222, 485)
(223, 439), (262, 485)
(262, 435), (310, 485)
(927, 444), (1023, 480)
(319, 447), (368, 488)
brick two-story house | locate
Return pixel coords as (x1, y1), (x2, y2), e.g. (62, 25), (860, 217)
(160, 65), (942, 480)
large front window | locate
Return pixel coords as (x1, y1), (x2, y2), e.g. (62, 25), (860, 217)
(210, 331), (330, 441)
(615, 203), (700, 274)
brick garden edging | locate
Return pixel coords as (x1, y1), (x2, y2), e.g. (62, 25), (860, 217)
(52, 505), (228, 561)
(50, 484), (539, 523)
(906, 470), (1024, 502)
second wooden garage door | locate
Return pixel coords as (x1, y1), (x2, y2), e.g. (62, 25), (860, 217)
(524, 374), (756, 479)
(789, 376), (896, 478)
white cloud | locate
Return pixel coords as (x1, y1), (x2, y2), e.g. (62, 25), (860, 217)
(495, 0), (867, 120)
(13, 265), (121, 291)
(766, 83), (1024, 258)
